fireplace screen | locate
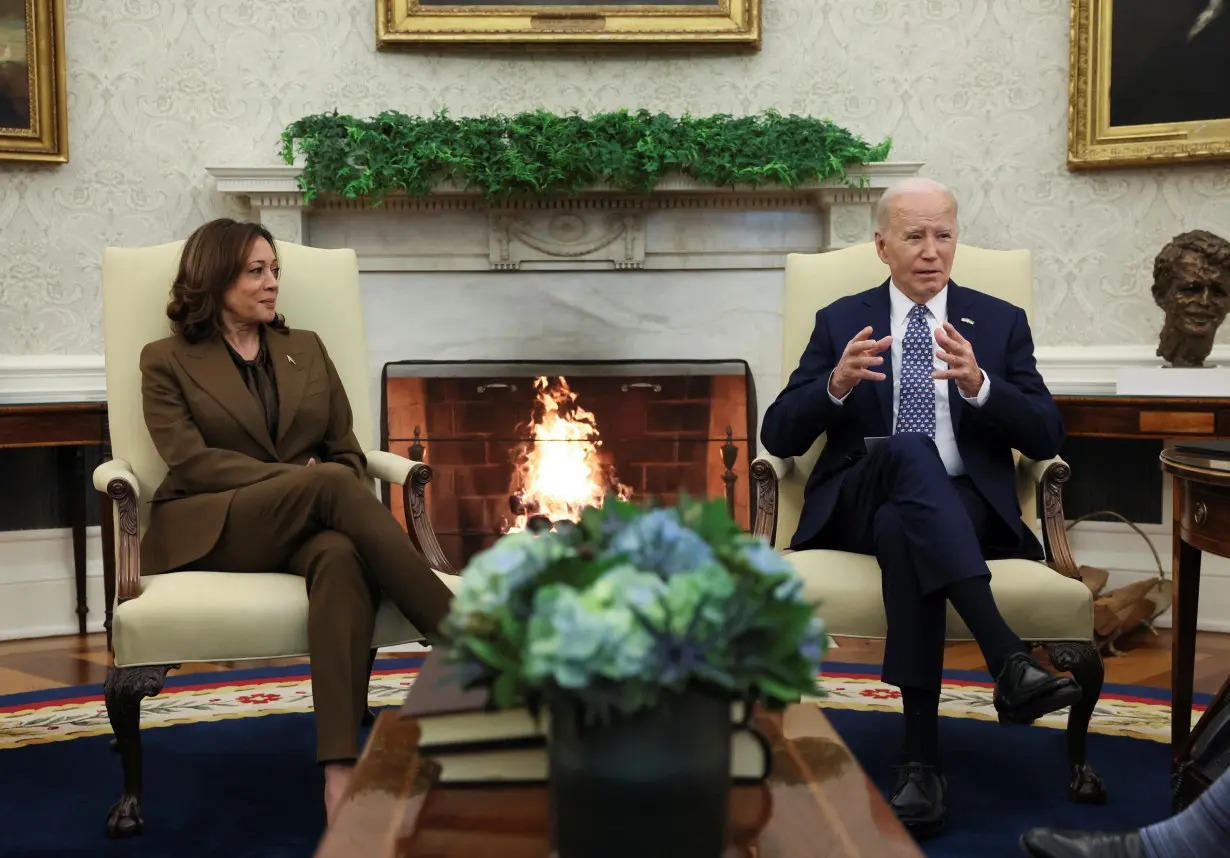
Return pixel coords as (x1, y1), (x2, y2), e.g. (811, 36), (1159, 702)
(381, 360), (756, 570)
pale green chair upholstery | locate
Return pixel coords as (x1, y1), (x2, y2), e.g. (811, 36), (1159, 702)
(750, 243), (1106, 804)
(95, 239), (457, 837)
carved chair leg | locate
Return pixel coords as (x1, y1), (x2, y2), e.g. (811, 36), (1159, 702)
(104, 664), (174, 838)
(1047, 642), (1108, 805)
(362, 648), (378, 727)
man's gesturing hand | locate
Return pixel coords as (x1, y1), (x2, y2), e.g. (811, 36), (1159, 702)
(933, 322), (983, 398)
(828, 326), (893, 399)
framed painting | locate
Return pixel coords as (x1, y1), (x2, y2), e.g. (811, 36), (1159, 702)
(375, 0), (760, 48)
(0, 0), (67, 163)
(1068, 0), (1230, 169)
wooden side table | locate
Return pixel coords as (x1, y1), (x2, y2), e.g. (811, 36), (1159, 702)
(0, 403), (114, 638)
(1057, 397), (1230, 782)
(1056, 395), (1230, 440)
(317, 706), (924, 858)
(1160, 449), (1230, 767)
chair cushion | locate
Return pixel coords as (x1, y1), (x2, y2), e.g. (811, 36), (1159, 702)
(786, 550), (1094, 643)
(112, 570), (460, 668)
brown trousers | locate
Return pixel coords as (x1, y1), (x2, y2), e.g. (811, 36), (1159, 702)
(191, 463), (453, 762)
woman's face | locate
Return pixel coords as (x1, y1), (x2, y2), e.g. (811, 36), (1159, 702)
(221, 237), (279, 328)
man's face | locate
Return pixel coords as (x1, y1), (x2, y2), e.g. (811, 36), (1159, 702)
(874, 190), (958, 303)
(1163, 251), (1230, 336)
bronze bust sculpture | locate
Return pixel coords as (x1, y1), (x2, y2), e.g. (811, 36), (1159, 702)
(1152, 230), (1230, 367)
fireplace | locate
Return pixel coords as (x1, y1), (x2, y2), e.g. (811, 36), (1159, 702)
(381, 360), (755, 569)
(207, 164), (914, 571)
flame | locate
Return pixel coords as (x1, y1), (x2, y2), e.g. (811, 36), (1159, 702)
(506, 376), (631, 532)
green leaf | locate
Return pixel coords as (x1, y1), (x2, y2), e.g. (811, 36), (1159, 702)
(497, 608), (526, 648)
(461, 636), (519, 673)
(756, 676), (805, 703)
(280, 110), (892, 202)
(491, 668), (523, 709)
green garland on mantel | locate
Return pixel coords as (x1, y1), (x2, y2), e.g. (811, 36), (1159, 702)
(278, 109), (892, 202)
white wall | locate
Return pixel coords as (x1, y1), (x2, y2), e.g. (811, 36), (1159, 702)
(1, 0), (1229, 354)
(3, 0), (1230, 639)
(0, 527), (107, 640)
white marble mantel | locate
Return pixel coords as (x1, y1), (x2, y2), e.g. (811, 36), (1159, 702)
(203, 161), (922, 435)
(206, 162), (923, 272)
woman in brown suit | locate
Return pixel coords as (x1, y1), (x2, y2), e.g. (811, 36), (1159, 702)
(139, 218), (453, 822)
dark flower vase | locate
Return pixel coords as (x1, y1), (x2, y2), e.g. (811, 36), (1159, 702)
(548, 689), (732, 858)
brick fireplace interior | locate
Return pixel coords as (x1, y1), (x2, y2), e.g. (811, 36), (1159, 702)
(381, 360), (755, 570)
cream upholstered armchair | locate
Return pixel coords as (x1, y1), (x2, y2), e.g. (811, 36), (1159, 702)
(751, 243), (1107, 805)
(94, 239), (457, 838)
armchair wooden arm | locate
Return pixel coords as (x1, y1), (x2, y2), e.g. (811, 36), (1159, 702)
(93, 459), (142, 603)
(365, 449), (457, 576)
(750, 455), (792, 546)
(1021, 456), (1080, 581)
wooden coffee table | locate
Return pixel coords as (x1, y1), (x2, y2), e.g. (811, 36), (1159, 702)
(317, 703), (924, 857)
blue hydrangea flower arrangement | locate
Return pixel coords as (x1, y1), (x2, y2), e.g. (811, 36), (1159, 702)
(440, 497), (827, 720)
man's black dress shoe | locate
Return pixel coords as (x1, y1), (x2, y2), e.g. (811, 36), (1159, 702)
(994, 652), (1083, 724)
(889, 762), (946, 839)
(1019, 828), (1144, 858)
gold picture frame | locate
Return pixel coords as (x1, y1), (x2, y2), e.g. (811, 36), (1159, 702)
(0, 0), (67, 163)
(1068, 0), (1230, 170)
(376, 0), (760, 48)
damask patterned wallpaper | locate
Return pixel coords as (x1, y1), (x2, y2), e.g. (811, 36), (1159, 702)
(1, 0), (1228, 354)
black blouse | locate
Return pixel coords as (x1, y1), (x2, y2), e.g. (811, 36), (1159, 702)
(225, 327), (280, 441)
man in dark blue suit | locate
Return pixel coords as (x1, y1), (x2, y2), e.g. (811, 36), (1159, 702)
(762, 178), (1082, 838)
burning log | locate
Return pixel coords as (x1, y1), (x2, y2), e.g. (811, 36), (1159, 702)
(509, 494), (566, 533)
(504, 375), (631, 533)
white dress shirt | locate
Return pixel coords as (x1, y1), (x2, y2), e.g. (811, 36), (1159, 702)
(829, 281), (990, 476)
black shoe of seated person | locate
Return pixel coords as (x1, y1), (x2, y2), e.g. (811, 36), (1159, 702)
(889, 761), (947, 840)
(994, 652), (1083, 725)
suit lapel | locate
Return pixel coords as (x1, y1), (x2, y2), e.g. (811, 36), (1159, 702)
(865, 280), (894, 435)
(267, 330), (311, 449)
(946, 280), (973, 439)
(177, 338), (278, 459)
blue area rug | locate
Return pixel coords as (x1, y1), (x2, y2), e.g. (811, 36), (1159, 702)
(0, 659), (1208, 858)
(830, 707), (1171, 858)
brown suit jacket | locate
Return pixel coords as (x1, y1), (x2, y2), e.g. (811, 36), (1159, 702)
(139, 326), (367, 576)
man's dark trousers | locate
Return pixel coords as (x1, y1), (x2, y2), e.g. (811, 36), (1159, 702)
(811, 432), (1014, 694)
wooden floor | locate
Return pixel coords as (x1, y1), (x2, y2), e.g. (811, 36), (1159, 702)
(1, 628), (1229, 697)
(827, 630), (1230, 695)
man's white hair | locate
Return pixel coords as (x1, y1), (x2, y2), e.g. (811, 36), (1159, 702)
(874, 177), (959, 232)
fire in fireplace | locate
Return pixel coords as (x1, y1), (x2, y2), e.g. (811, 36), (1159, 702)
(380, 360), (755, 569)
(506, 375), (632, 533)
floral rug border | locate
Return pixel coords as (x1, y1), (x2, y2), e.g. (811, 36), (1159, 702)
(0, 667), (1199, 750)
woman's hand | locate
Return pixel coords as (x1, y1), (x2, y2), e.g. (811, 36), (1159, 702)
(307, 458), (317, 467)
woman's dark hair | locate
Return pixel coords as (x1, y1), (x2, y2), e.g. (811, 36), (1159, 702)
(166, 218), (286, 343)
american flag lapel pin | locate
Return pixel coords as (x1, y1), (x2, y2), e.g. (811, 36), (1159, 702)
(960, 317), (975, 326)
(287, 354), (296, 366)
